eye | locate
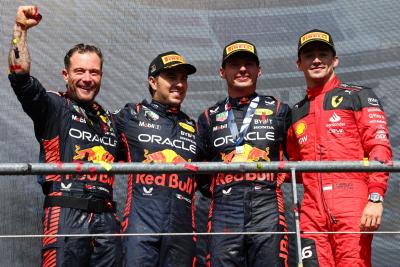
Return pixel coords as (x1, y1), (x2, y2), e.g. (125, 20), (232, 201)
(74, 69), (85, 74)
(90, 70), (101, 76)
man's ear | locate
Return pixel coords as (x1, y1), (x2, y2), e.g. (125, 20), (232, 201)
(62, 69), (68, 83)
(219, 67), (225, 79)
(333, 56), (339, 69)
(296, 59), (301, 71)
(148, 76), (157, 91)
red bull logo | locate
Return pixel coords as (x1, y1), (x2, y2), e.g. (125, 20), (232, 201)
(71, 145), (115, 186)
(135, 173), (194, 195)
(143, 149), (187, 164)
(73, 145), (114, 163)
(220, 144), (270, 163)
(215, 172), (275, 186)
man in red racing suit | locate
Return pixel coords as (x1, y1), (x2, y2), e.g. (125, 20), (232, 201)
(286, 29), (392, 267)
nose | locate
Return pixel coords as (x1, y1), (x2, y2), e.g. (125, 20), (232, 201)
(312, 55), (322, 64)
(175, 78), (187, 90)
(239, 65), (247, 72)
(176, 80), (185, 89)
(82, 71), (91, 82)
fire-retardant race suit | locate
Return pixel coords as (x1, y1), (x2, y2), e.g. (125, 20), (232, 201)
(115, 99), (203, 267)
(286, 75), (392, 266)
(197, 93), (291, 267)
(9, 73), (122, 267)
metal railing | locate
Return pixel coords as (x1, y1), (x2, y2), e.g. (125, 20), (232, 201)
(0, 160), (398, 175)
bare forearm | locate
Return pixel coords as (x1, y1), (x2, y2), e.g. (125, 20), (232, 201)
(9, 24), (30, 74)
(9, 5), (42, 74)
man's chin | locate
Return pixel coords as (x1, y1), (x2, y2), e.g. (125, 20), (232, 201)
(169, 98), (184, 107)
(75, 93), (96, 104)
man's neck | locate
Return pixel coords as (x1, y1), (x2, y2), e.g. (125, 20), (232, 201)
(306, 73), (335, 89)
(227, 87), (256, 98)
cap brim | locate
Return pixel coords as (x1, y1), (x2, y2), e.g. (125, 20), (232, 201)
(165, 63), (197, 75)
(222, 50), (259, 66)
(298, 40), (335, 56)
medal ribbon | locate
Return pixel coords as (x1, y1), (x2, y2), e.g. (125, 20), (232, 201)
(226, 96), (259, 146)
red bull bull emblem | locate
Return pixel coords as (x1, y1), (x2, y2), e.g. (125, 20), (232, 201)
(71, 145), (115, 185)
(73, 145), (114, 164)
(143, 149), (187, 164)
(220, 144), (270, 163)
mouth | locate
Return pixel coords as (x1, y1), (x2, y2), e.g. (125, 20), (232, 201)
(235, 76), (250, 82)
(78, 85), (94, 92)
(310, 66), (325, 71)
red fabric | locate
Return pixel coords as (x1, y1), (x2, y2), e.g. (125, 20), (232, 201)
(286, 75), (392, 266)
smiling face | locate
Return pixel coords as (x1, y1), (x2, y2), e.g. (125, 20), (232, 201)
(62, 52), (103, 103)
(148, 65), (189, 107)
(220, 52), (261, 98)
(297, 42), (339, 88)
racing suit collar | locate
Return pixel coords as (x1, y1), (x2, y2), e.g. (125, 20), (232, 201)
(145, 99), (181, 114)
(306, 75), (341, 99)
(228, 92), (258, 107)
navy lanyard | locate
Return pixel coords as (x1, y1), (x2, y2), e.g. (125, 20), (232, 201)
(226, 96), (259, 146)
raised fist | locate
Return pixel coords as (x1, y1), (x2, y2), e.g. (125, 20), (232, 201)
(15, 6), (42, 29)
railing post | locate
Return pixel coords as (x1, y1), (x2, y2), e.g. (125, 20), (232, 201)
(291, 167), (303, 267)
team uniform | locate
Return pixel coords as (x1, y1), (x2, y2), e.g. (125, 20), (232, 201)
(197, 93), (291, 267)
(286, 75), (392, 266)
(9, 73), (122, 266)
(116, 99), (202, 267)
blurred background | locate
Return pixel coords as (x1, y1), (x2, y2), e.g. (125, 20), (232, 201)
(0, 0), (399, 266)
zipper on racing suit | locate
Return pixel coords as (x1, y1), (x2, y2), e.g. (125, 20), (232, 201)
(319, 145), (337, 224)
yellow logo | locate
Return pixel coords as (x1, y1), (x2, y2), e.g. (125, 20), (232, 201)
(331, 96), (343, 108)
(295, 121), (306, 136)
(179, 122), (195, 133)
(226, 43), (255, 55)
(254, 108), (274, 116)
(161, 54), (185, 64)
(300, 32), (329, 45)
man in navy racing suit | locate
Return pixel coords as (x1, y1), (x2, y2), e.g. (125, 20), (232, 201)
(8, 6), (122, 266)
(197, 40), (291, 267)
(116, 51), (203, 267)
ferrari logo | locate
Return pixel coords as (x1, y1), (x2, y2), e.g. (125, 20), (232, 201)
(331, 96), (343, 108)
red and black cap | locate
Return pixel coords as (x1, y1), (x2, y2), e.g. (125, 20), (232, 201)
(148, 51), (196, 77)
(221, 40), (259, 66)
(298, 29), (336, 57)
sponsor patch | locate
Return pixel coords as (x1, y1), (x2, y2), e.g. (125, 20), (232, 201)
(209, 106), (220, 114)
(368, 97), (380, 106)
(145, 110), (160, 121)
(143, 186), (154, 196)
(216, 111), (228, 122)
(322, 185), (333, 191)
(225, 42), (255, 55)
(295, 121), (307, 136)
(254, 108), (274, 116)
(213, 124), (228, 132)
(300, 32), (329, 45)
(161, 54), (185, 64)
(176, 193), (192, 204)
(222, 187), (232, 195)
(265, 100), (276, 105)
(329, 112), (341, 123)
(139, 121), (161, 130)
(331, 96), (343, 108)
(179, 122), (195, 133)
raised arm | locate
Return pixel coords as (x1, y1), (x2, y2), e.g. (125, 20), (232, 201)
(8, 5), (42, 74)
